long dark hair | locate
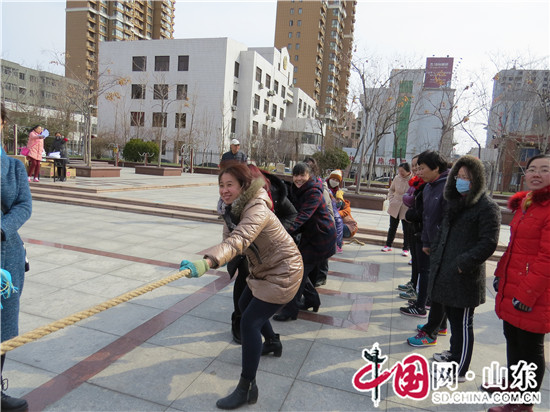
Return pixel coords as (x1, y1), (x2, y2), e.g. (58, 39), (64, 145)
(219, 163), (253, 190)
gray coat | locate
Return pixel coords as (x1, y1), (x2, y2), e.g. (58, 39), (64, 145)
(428, 155), (501, 308)
(1, 149), (32, 342)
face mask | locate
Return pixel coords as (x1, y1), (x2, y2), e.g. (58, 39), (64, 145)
(456, 178), (470, 194)
(329, 179), (339, 188)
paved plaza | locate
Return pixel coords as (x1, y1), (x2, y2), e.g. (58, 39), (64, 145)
(2, 169), (548, 411)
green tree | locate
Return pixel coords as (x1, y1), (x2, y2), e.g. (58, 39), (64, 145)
(123, 139), (159, 163)
(313, 147), (350, 175)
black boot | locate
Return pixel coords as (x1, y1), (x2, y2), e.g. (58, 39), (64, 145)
(231, 312), (241, 345)
(261, 334), (282, 357)
(1, 379), (28, 412)
(216, 376), (258, 410)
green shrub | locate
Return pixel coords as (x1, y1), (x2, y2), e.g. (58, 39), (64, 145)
(122, 139), (159, 163)
(313, 147), (351, 174)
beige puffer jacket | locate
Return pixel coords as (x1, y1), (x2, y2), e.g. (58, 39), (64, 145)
(203, 179), (303, 305)
(387, 173), (411, 220)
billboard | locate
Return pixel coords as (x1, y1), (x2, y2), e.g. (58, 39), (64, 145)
(424, 57), (454, 89)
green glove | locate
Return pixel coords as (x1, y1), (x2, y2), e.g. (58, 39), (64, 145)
(180, 259), (210, 278)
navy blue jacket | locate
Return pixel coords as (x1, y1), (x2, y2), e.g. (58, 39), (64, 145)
(288, 177), (336, 263)
(421, 170), (449, 248)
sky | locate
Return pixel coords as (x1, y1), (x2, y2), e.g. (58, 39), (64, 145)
(1, 0), (549, 152)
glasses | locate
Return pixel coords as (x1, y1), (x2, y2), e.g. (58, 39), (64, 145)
(525, 168), (550, 175)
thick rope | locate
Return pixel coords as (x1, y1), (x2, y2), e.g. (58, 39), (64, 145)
(0, 268), (192, 355)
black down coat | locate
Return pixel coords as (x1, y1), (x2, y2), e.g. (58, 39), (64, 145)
(428, 155), (501, 308)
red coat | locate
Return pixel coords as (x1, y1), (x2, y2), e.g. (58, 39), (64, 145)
(494, 185), (550, 334)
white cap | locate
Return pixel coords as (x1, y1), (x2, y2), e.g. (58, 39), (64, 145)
(230, 138), (240, 145)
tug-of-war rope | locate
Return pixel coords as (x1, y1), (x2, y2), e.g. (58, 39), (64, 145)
(0, 268), (192, 355)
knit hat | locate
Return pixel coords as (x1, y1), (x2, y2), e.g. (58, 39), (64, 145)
(329, 169), (343, 182)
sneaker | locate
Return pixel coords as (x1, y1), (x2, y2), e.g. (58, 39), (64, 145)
(433, 350), (452, 362)
(399, 289), (417, 300)
(417, 324), (447, 336)
(398, 281), (413, 291)
(400, 305), (427, 318)
(28, 176), (32, 182)
(381, 246), (392, 252)
(407, 331), (437, 347)
(336, 245), (343, 254)
(402, 250), (410, 257)
(33, 177), (40, 182)
(457, 375), (467, 383)
(408, 259), (412, 265)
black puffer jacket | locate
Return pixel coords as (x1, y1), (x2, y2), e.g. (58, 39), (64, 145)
(261, 170), (297, 230)
(428, 155), (501, 308)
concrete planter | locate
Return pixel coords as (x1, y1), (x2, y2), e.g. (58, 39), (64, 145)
(134, 166), (182, 176)
(73, 165), (121, 177)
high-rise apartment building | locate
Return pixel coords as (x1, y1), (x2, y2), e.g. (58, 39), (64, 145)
(65, 0), (175, 84)
(274, 0), (356, 148)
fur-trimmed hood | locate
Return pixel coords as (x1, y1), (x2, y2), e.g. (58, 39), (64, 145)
(444, 155), (487, 207)
(508, 185), (550, 211)
(229, 177), (271, 219)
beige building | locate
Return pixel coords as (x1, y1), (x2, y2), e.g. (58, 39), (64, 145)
(65, 0), (175, 84)
(274, 0), (356, 148)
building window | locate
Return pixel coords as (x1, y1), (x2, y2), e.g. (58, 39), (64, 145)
(152, 112), (167, 127)
(130, 111), (144, 126)
(155, 56), (169, 71)
(176, 84), (188, 100)
(272, 104), (277, 117)
(288, 43), (292, 49)
(280, 107), (284, 120)
(175, 113), (187, 128)
(296, 32), (301, 38)
(153, 84), (169, 100)
(274, 80), (279, 93)
(298, 99), (302, 111)
(271, 127), (275, 138)
(132, 56), (146, 71)
(255, 67), (262, 82)
(297, 20), (301, 26)
(298, 8), (302, 14)
(332, 19), (338, 27)
(254, 94), (260, 110)
(289, 20), (293, 26)
(265, 74), (271, 89)
(231, 118), (236, 133)
(281, 85), (286, 98)
(234, 61), (240, 78)
(178, 55), (189, 71)
(232, 90), (238, 106)
(262, 124), (268, 136)
(252, 121), (259, 135)
(293, 78), (297, 85)
(131, 84), (146, 99)
(264, 99), (269, 114)
(294, 55), (298, 61)
(19, 72), (25, 80)
(288, 32), (292, 38)
(290, 8), (294, 14)
(295, 43), (300, 49)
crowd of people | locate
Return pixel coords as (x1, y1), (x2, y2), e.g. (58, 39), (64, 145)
(2, 110), (549, 411)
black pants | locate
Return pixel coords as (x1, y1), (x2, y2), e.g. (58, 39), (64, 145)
(281, 262), (320, 317)
(446, 306), (475, 377)
(409, 233), (419, 289)
(503, 320), (546, 395)
(310, 259), (328, 285)
(421, 301), (448, 340)
(415, 244), (430, 309)
(385, 216), (410, 250)
(239, 286), (281, 380)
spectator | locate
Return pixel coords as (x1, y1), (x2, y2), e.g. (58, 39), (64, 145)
(49, 132), (69, 181)
(220, 138), (247, 168)
(425, 155), (501, 381)
(405, 150), (449, 337)
(381, 163), (412, 257)
(25, 125), (45, 182)
(488, 154), (550, 412)
(335, 190), (358, 239)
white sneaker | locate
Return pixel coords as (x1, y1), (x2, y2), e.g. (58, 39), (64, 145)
(381, 246), (392, 252)
(402, 250), (410, 257)
(33, 177), (40, 182)
(28, 176), (32, 182)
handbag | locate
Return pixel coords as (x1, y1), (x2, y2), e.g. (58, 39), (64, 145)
(20, 147), (30, 156)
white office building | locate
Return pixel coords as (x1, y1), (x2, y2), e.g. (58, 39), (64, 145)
(98, 37), (319, 164)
